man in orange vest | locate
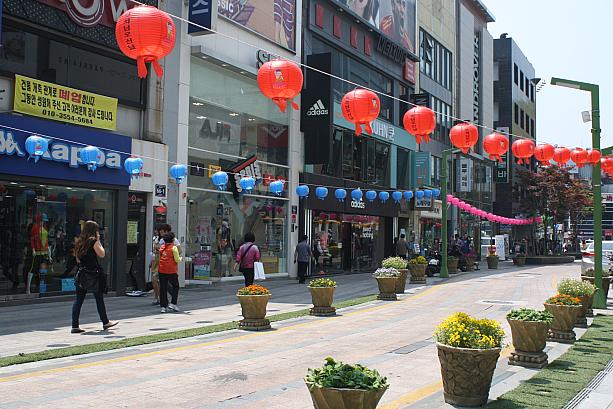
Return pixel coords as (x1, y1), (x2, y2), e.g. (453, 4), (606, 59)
(158, 231), (182, 313)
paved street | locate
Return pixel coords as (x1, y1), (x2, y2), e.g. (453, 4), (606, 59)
(0, 263), (588, 409)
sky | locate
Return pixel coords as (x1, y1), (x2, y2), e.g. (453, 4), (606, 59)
(485, 0), (611, 150)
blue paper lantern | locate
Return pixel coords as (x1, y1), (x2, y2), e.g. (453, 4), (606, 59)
(296, 185), (310, 198)
(79, 146), (101, 171)
(415, 190), (425, 200)
(403, 191), (413, 201)
(124, 157), (144, 178)
(315, 187), (328, 200)
(351, 188), (363, 201)
(365, 190), (377, 202)
(170, 164), (188, 184)
(24, 136), (48, 163)
(211, 171), (229, 191)
(379, 191), (389, 203)
(335, 188), (347, 202)
(269, 180), (285, 196)
(432, 188), (441, 198)
(239, 176), (256, 193)
(392, 191), (402, 203)
(424, 189), (433, 198)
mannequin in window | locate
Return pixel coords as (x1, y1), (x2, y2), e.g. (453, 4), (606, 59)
(27, 213), (50, 294)
(216, 219), (233, 277)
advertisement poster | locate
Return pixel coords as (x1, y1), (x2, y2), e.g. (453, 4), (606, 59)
(334, 0), (416, 51)
(192, 250), (212, 280)
(495, 235), (506, 260)
(218, 0), (296, 51)
(14, 75), (118, 131)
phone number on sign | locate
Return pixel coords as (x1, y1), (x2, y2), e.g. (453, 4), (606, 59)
(42, 109), (94, 125)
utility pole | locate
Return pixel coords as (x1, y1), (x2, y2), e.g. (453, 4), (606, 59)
(440, 148), (460, 278)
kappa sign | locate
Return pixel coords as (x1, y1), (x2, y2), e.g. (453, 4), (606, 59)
(37, 0), (140, 28)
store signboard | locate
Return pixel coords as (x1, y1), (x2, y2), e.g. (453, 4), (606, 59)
(495, 127), (509, 183)
(419, 200), (441, 219)
(14, 75), (118, 131)
(411, 151), (431, 187)
(188, 0), (217, 35)
(458, 157), (473, 192)
(218, 0), (296, 51)
(0, 113), (131, 185)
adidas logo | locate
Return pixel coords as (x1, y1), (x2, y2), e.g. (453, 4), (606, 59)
(306, 99), (329, 116)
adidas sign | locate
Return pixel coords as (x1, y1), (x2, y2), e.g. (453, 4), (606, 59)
(306, 99), (329, 116)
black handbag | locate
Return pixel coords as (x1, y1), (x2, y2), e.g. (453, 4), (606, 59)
(75, 265), (104, 293)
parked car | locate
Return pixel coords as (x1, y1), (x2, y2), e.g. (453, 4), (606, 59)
(581, 241), (613, 274)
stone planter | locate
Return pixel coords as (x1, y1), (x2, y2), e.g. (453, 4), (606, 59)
(507, 319), (549, 368)
(464, 257), (475, 272)
(309, 287), (336, 316)
(436, 343), (501, 407)
(408, 264), (427, 284)
(307, 385), (388, 409)
(513, 256), (526, 266)
(237, 294), (271, 331)
(543, 303), (582, 344)
(486, 256), (499, 270)
(581, 276), (611, 304)
(375, 277), (398, 301)
(447, 258), (459, 273)
(395, 269), (408, 294)
(576, 294), (593, 328)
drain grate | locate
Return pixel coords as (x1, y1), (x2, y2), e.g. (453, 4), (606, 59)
(391, 338), (434, 354)
(478, 300), (525, 306)
(563, 360), (613, 409)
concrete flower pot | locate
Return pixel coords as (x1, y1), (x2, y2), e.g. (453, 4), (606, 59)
(576, 294), (594, 327)
(486, 256), (498, 269)
(447, 258), (459, 273)
(507, 319), (549, 368)
(543, 303), (582, 343)
(436, 343), (501, 407)
(307, 385), (388, 409)
(513, 256), (526, 266)
(464, 257), (475, 271)
(408, 264), (427, 284)
(375, 277), (398, 301)
(237, 294), (271, 331)
(395, 269), (408, 293)
(309, 287), (336, 316)
(581, 276), (610, 302)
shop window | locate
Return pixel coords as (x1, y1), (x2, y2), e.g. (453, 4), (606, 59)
(0, 182), (114, 296)
(397, 148), (410, 190)
(375, 142), (390, 186)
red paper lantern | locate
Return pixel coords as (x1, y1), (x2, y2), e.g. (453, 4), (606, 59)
(403, 106), (435, 144)
(587, 149), (601, 165)
(115, 6), (176, 79)
(257, 60), (303, 113)
(553, 147), (571, 166)
(483, 133), (509, 162)
(449, 122), (479, 153)
(534, 144), (555, 166)
(570, 148), (589, 168)
(341, 89), (380, 136)
(601, 158), (613, 173)
(511, 139), (535, 164)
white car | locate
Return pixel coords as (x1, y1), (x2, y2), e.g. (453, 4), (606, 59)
(581, 241), (613, 274)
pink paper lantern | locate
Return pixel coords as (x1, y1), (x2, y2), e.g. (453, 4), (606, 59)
(446, 194), (453, 201)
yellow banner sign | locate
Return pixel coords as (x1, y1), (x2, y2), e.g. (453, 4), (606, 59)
(14, 74), (118, 131)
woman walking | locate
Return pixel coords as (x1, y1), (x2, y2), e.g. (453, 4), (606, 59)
(71, 221), (117, 333)
(158, 231), (182, 313)
(235, 232), (260, 287)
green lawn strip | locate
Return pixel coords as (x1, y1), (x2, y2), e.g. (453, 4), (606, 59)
(486, 315), (613, 409)
(0, 293), (379, 368)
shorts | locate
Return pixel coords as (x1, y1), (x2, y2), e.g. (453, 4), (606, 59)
(151, 270), (159, 281)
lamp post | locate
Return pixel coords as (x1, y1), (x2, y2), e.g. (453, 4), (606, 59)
(550, 77), (605, 309)
(440, 148), (460, 278)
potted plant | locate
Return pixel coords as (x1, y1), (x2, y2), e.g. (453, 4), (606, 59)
(308, 278), (337, 317)
(447, 256), (459, 273)
(305, 357), (389, 409)
(581, 268), (611, 304)
(237, 284), (271, 331)
(373, 268), (400, 301)
(382, 257), (408, 294)
(486, 246), (498, 270)
(434, 312), (505, 407)
(513, 252), (526, 266)
(464, 251), (477, 272)
(543, 294), (582, 344)
(557, 279), (597, 328)
(408, 256), (428, 284)
(506, 308), (554, 368)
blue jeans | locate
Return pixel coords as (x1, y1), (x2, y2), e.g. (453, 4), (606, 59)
(72, 287), (109, 328)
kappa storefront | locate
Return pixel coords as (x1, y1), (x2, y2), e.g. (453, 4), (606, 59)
(0, 113), (131, 302)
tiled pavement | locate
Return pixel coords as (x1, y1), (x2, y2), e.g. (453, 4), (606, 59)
(0, 263), (589, 408)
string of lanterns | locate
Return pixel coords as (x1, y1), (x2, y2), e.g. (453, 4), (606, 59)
(447, 194), (541, 225)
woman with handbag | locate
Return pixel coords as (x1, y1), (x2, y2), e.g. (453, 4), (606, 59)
(234, 232), (260, 287)
(71, 221), (118, 334)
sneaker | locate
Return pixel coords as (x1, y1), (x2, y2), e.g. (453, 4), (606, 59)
(167, 303), (181, 312)
(160, 307), (167, 313)
(151, 299), (160, 306)
(103, 321), (119, 330)
(71, 328), (85, 334)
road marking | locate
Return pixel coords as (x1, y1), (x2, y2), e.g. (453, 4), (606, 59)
(0, 284), (444, 383)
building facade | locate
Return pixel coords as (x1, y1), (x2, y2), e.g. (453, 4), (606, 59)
(493, 34), (537, 238)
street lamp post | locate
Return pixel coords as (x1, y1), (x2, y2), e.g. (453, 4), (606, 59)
(440, 148), (460, 278)
(550, 77), (605, 309)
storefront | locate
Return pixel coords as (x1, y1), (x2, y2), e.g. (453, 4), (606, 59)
(185, 57), (291, 283)
(417, 199), (442, 253)
(0, 113), (130, 302)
